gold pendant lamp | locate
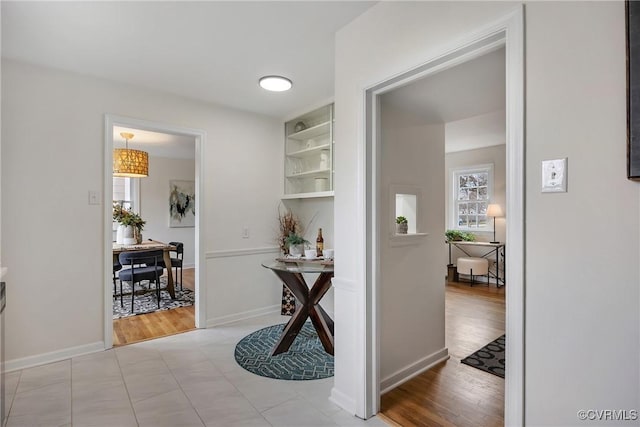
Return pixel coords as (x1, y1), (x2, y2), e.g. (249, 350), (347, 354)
(113, 132), (149, 177)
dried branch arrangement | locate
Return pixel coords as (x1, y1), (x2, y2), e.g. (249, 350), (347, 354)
(277, 206), (301, 254)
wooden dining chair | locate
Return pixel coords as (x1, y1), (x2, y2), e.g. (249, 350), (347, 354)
(118, 250), (164, 313)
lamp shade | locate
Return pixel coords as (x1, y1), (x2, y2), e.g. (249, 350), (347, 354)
(486, 204), (503, 218)
(113, 132), (149, 177)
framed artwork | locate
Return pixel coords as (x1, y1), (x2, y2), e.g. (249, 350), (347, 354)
(627, 0), (640, 180)
(169, 180), (195, 227)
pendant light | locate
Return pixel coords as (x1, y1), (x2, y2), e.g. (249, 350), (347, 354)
(113, 132), (148, 177)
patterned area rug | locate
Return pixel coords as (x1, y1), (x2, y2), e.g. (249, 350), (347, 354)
(234, 322), (334, 380)
(461, 334), (506, 378)
(112, 277), (194, 319)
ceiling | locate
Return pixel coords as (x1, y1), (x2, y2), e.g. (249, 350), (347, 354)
(1, 1), (375, 119)
(381, 47), (506, 152)
(4, 3), (503, 156)
(381, 47), (505, 124)
(114, 127), (195, 159)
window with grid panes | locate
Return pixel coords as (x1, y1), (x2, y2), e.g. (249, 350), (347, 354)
(452, 165), (493, 231)
(113, 177), (133, 210)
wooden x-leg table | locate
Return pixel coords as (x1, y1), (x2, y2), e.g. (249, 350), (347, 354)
(262, 259), (334, 356)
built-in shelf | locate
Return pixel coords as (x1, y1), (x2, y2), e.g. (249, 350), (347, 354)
(284, 104), (334, 198)
(286, 168), (331, 179)
(286, 144), (331, 159)
(389, 232), (429, 247)
(281, 191), (334, 200)
(287, 121), (331, 141)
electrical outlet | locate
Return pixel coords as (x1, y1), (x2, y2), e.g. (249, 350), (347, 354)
(88, 190), (100, 205)
(242, 227), (250, 239)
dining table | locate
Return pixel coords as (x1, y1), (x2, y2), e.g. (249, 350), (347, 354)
(262, 258), (334, 356)
(113, 240), (177, 299)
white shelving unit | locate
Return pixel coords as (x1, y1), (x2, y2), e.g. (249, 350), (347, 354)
(283, 104), (334, 199)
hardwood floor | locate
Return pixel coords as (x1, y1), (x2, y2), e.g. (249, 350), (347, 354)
(112, 268), (196, 346)
(380, 280), (505, 427)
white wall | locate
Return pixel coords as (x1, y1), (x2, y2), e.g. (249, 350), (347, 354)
(140, 156), (196, 267)
(1, 59), (283, 366)
(333, 1), (517, 415)
(445, 110), (505, 154)
(525, 3), (639, 425)
(334, 1), (640, 422)
(379, 102), (447, 389)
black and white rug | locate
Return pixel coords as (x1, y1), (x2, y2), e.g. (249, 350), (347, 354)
(461, 334), (506, 378)
(112, 277), (194, 319)
(234, 322), (334, 381)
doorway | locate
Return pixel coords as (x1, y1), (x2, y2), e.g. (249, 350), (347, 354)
(377, 46), (507, 425)
(361, 12), (524, 423)
(103, 115), (207, 349)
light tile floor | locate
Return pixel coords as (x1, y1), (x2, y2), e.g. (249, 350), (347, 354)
(4, 313), (388, 427)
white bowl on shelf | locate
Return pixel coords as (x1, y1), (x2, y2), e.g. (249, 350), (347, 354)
(304, 249), (316, 259)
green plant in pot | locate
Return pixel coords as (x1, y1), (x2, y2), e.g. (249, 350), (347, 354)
(285, 232), (309, 257)
(445, 229), (476, 242)
(113, 202), (146, 244)
(396, 216), (408, 234)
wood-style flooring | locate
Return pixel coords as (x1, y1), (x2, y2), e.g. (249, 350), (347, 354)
(380, 280), (506, 427)
(112, 268), (196, 346)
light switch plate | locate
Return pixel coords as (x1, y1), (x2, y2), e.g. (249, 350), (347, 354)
(541, 158), (567, 193)
(88, 190), (101, 205)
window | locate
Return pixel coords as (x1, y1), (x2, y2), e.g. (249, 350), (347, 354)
(451, 164), (493, 231)
(113, 177), (133, 210)
(112, 177), (139, 241)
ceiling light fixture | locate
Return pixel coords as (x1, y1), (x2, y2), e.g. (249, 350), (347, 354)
(259, 75), (292, 92)
(113, 132), (149, 177)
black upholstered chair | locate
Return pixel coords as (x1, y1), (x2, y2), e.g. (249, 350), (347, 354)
(113, 258), (123, 305)
(118, 250), (164, 313)
(157, 242), (184, 291)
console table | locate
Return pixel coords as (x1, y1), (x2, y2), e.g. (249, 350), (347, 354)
(447, 241), (505, 287)
(262, 259), (334, 356)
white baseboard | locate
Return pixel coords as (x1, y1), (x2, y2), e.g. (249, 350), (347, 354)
(329, 386), (357, 415)
(380, 347), (449, 394)
(4, 341), (105, 373)
(206, 304), (281, 327)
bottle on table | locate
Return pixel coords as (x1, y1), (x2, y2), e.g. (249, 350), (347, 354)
(316, 228), (324, 258)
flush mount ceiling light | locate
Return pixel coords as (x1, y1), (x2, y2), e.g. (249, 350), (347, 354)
(113, 132), (149, 177)
(259, 75), (292, 92)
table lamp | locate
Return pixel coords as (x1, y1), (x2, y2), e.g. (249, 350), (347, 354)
(487, 204), (503, 244)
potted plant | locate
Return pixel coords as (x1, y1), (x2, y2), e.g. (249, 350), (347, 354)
(285, 232), (309, 257)
(445, 229), (476, 242)
(113, 203), (146, 244)
(276, 204), (318, 256)
(125, 212), (146, 244)
(396, 216), (408, 234)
